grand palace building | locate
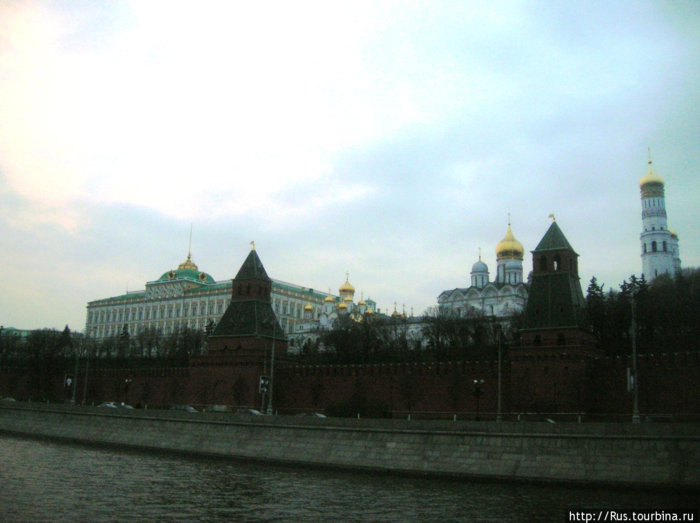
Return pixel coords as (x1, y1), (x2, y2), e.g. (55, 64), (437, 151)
(84, 249), (377, 352)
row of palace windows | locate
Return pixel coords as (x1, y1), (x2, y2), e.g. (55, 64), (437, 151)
(89, 300), (227, 324)
(90, 292), (326, 328)
(89, 318), (215, 338)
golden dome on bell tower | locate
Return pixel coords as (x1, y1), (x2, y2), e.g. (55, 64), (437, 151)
(639, 162), (664, 187)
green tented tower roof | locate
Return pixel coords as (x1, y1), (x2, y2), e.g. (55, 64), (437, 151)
(209, 246), (285, 342)
(533, 221), (577, 254)
(234, 249), (270, 281)
(522, 220), (585, 331)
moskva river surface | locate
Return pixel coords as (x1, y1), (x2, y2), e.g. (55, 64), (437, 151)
(0, 434), (693, 522)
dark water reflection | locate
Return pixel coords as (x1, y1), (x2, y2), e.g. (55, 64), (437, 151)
(0, 434), (692, 521)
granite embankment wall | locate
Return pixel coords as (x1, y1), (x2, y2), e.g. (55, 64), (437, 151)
(1, 403), (698, 490)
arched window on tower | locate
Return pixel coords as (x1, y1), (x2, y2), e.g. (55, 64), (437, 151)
(643, 243), (647, 254)
(652, 241), (657, 252)
(663, 241), (667, 252)
(553, 255), (561, 272)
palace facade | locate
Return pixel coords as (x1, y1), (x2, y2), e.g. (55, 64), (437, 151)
(85, 252), (327, 341)
(84, 251), (377, 353)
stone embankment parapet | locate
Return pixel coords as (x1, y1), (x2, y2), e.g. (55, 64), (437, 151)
(1, 403), (698, 490)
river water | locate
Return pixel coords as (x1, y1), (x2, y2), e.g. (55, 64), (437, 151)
(0, 434), (693, 522)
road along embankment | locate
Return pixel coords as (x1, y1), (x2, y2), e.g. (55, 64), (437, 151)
(1, 403), (698, 490)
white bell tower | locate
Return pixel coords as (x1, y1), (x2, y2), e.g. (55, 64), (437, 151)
(639, 154), (680, 280)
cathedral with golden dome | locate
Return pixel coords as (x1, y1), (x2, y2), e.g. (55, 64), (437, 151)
(437, 220), (529, 317)
(287, 273), (378, 350)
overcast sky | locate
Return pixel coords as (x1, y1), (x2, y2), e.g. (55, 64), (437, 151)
(1, 0), (698, 331)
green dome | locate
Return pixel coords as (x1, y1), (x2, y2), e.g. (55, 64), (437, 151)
(158, 268), (215, 284)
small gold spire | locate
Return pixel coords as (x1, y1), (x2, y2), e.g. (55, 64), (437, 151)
(548, 213), (556, 222)
(250, 240), (256, 251)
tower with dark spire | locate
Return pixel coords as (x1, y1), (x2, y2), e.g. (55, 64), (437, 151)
(190, 244), (287, 410)
(521, 218), (585, 333)
(208, 244), (286, 351)
(511, 218), (600, 415)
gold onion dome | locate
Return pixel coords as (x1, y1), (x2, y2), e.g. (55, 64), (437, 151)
(496, 223), (524, 261)
(338, 302), (348, 310)
(344, 295), (353, 302)
(339, 275), (355, 295)
(669, 228), (678, 238)
(639, 160), (665, 188)
(304, 303), (313, 311)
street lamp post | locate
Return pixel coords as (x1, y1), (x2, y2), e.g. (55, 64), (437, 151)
(630, 296), (641, 424)
(123, 378), (132, 405)
(71, 340), (80, 405)
(473, 379), (485, 421)
(266, 336), (276, 415)
(497, 328), (503, 423)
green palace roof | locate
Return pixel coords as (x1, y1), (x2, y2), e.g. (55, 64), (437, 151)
(157, 267), (216, 284)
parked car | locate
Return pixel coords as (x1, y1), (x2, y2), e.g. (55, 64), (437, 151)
(296, 412), (326, 418)
(236, 408), (263, 415)
(97, 402), (118, 409)
(170, 405), (198, 413)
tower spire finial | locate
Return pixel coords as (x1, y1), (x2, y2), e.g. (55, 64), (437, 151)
(548, 213), (556, 222)
(648, 146), (653, 166)
(507, 212), (511, 227)
(188, 223), (193, 259)
(250, 240), (256, 251)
